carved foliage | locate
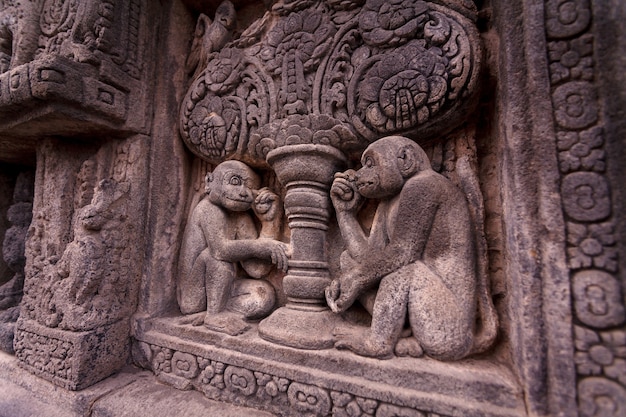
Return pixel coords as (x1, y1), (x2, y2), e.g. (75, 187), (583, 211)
(545, 0), (626, 412)
(144, 342), (452, 417)
(180, 0), (481, 165)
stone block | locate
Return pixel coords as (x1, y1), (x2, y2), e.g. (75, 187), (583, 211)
(14, 318), (129, 390)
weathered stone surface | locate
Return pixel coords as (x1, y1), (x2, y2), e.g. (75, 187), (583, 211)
(0, 350), (272, 417)
(0, 171), (34, 353)
(0, 0), (624, 416)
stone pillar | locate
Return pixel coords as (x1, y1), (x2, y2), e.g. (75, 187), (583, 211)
(258, 144), (346, 349)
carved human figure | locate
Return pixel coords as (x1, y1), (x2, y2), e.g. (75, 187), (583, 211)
(326, 136), (479, 360)
(185, 0), (237, 79)
(177, 161), (288, 336)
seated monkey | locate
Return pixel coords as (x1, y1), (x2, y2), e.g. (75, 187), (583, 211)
(326, 136), (478, 361)
(177, 161), (289, 336)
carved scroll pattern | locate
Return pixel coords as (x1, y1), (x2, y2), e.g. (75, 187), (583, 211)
(544, 1), (626, 415)
(179, 0), (481, 166)
(142, 342), (452, 417)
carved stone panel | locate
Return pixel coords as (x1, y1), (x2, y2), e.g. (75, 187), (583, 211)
(0, 170), (34, 353)
(0, 0), (156, 164)
(14, 135), (150, 389)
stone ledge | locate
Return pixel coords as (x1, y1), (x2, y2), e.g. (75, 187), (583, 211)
(0, 351), (275, 417)
(133, 316), (526, 417)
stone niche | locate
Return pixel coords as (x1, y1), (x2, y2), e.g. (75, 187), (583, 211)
(1, 0), (626, 417)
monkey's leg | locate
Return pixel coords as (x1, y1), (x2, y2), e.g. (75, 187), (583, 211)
(407, 264), (473, 361)
(178, 250), (211, 314)
(202, 256), (250, 336)
(335, 268), (410, 359)
(227, 278), (276, 320)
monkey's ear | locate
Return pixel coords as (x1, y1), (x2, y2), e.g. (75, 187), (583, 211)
(205, 172), (215, 189)
(397, 146), (418, 177)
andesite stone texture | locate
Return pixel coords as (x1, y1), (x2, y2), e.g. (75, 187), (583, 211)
(0, 1), (624, 416)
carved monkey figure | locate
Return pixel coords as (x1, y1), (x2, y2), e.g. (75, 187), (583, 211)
(177, 161), (288, 336)
(327, 136), (479, 360)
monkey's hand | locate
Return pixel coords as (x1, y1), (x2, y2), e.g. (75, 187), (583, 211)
(259, 239), (290, 273)
(325, 280), (342, 313)
(331, 170), (363, 214)
(253, 188), (282, 223)
(325, 271), (363, 313)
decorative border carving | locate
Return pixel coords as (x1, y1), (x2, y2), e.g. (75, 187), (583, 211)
(544, 0), (626, 413)
(14, 318), (129, 390)
(141, 340), (454, 417)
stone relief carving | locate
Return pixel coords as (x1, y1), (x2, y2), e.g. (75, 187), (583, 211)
(177, 160), (288, 335)
(15, 136), (149, 389)
(175, 0), (496, 358)
(0, 171), (34, 353)
(47, 178), (131, 331)
(0, 0), (43, 73)
(141, 340), (459, 417)
(185, 0), (237, 80)
(0, 0), (151, 135)
(179, 0), (482, 165)
(544, 0), (626, 412)
(21, 144), (137, 332)
(326, 136), (491, 360)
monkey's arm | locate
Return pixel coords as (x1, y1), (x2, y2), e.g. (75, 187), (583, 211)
(336, 211), (368, 259)
(238, 213), (275, 278)
(201, 210), (288, 273)
(331, 172), (368, 257)
(332, 180), (439, 311)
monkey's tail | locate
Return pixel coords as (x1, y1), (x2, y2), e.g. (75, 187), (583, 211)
(456, 156), (499, 355)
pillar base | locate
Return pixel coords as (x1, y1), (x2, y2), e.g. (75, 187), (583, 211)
(258, 306), (340, 350)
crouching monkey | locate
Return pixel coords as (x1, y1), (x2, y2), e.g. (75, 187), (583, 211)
(178, 161), (289, 336)
(326, 136), (490, 360)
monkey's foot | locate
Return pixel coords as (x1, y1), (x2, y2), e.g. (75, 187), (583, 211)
(204, 312), (250, 336)
(333, 325), (394, 359)
(394, 337), (424, 358)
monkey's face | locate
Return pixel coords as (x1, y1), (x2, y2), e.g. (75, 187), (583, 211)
(355, 147), (404, 199)
(209, 167), (259, 212)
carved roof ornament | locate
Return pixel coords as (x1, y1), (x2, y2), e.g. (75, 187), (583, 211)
(0, 0), (151, 145)
(179, 0), (482, 167)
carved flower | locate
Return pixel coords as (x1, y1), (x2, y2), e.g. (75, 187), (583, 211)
(151, 346), (172, 373)
(262, 10), (336, 75)
(359, 0), (429, 47)
(548, 34), (593, 84)
(272, 376), (290, 394)
(567, 222), (618, 272)
(204, 361), (226, 389)
(357, 40), (448, 133)
(575, 326), (626, 385)
(187, 96), (240, 160)
(331, 392), (379, 417)
(557, 126), (605, 173)
(200, 365), (215, 384)
(204, 48), (242, 93)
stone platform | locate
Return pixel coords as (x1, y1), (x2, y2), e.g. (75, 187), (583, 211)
(0, 351), (275, 417)
(133, 315), (526, 417)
